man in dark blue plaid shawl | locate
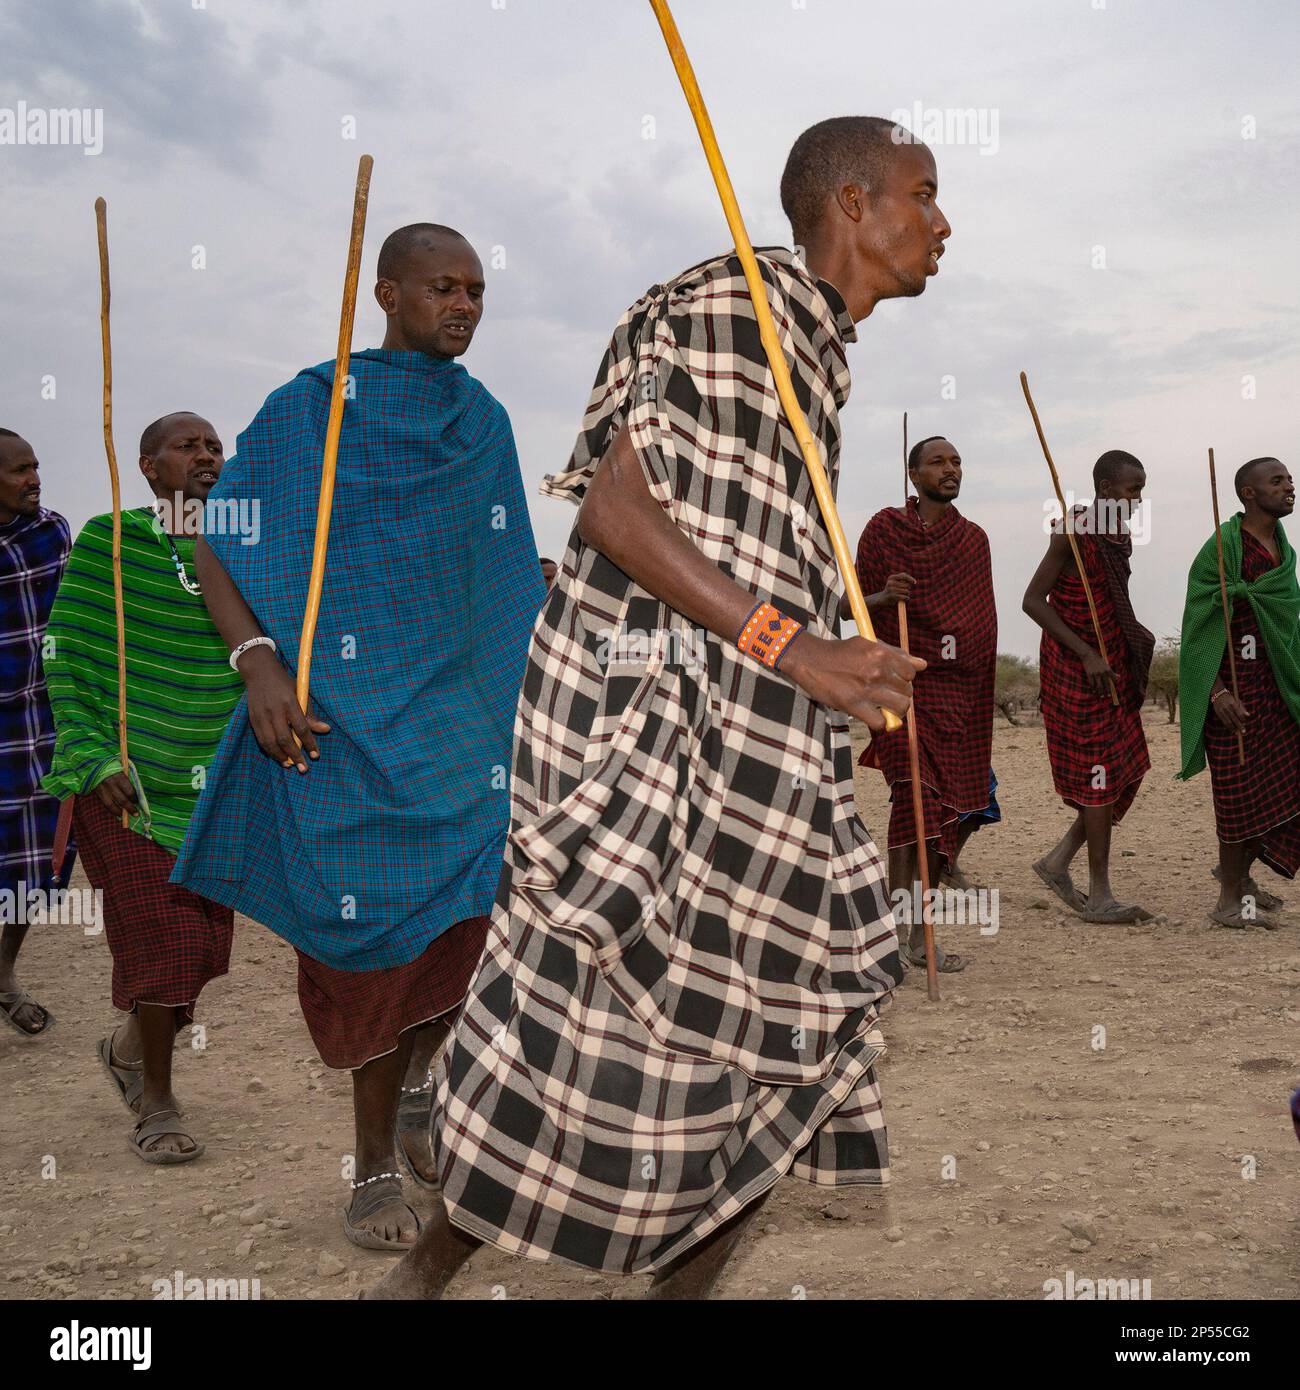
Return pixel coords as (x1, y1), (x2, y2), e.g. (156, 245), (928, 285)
(1, 429), (75, 1037)
(173, 225), (543, 1250)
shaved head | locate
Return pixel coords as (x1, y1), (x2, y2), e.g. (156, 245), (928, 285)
(907, 435), (949, 471)
(375, 223), (485, 359)
(1092, 450), (1144, 491)
(1235, 456), (1282, 503)
(780, 116), (923, 242)
(141, 411), (205, 459)
(377, 223), (470, 282)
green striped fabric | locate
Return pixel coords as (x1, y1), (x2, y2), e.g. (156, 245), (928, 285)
(40, 507), (243, 853)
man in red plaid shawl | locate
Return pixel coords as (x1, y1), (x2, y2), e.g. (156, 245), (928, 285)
(370, 116), (945, 1302)
(1024, 451), (1154, 923)
(853, 434), (996, 973)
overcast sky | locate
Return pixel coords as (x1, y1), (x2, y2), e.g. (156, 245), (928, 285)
(2, 0), (1296, 656)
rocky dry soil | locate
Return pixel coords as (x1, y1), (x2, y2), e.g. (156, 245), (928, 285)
(2, 713), (1297, 1300)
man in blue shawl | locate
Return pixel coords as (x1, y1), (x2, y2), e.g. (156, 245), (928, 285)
(173, 224), (543, 1250)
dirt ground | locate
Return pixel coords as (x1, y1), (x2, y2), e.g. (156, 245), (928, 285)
(2, 712), (1297, 1301)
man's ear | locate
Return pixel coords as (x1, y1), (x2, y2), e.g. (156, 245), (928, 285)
(836, 182), (866, 224)
(139, 456), (156, 484)
(373, 278), (396, 315)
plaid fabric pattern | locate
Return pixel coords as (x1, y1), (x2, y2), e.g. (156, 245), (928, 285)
(295, 914), (490, 1070)
(0, 508), (75, 893)
(432, 249), (898, 1275)
(856, 501), (996, 856)
(1090, 520), (1155, 708)
(73, 792), (231, 1024)
(173, 350), (542, 971)
(1039, 522), (1150, 818)
(1204, 530), (1300, 875)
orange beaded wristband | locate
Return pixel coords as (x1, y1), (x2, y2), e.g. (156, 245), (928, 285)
(737, 600), (804, 670)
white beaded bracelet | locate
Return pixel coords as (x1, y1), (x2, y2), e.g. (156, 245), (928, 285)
(229, 635), (277, 671)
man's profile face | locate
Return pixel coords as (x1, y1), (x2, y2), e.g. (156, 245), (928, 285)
(912, 438), (961, 503)
(1098, 466), (1146, 513)
(1246, 461), (1294, 518)
(378, 237), (485, 359)
(140, 415), (224, 504)
(857, 141), (951, 299)
(0, 435), (42, 518)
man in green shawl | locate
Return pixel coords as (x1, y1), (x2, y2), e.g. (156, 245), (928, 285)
(42, 413), (244, 1162)
(1177, 456), (1300, 928)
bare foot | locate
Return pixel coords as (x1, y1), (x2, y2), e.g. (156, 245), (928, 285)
(363, 1252), (435, 1299)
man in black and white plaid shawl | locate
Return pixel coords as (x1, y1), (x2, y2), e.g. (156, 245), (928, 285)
(375, 117), (952, 1300)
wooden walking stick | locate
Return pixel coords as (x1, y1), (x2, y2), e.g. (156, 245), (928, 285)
(94, 198), (131, 828)
(1208, 447), (1246, 766)
(295, 154), (373, 716)
(903, 411), (909, 500)
(647, 0), (902, 732)
(897, 414), (940, 1000)
(1020, 372), (1119, 706)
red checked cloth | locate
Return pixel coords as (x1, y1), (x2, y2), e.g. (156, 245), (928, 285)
(1204, 529), (1300, 873)
(856, 500), (996, 853)
(1039, 513), (1152, 819)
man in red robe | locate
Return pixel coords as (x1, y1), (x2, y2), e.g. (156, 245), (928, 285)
(1023, 451), (1154, 923)
(853, 434), (996, 973)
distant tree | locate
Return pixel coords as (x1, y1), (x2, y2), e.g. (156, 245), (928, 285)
(1148, 634), (1181, 723)
(995, 652), (1040, 726)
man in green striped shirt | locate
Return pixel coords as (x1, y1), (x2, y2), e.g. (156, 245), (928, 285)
(42, 413), (244, 1164)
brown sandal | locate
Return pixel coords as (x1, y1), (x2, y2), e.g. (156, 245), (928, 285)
(128, 1108), (204, 1165)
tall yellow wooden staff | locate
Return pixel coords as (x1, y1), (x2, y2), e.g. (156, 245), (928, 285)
(94, 198), (131, 828)
(295, 155), (373, 716)
(646, 0), (902, 735)
(897, 414), (940, 1000)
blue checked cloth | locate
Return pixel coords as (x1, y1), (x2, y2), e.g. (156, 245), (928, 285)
(1, 507), (74, 893)
(172, 349), (543, 970)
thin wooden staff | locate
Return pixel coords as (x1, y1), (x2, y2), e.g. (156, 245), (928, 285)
(1020, 372), (1119, 706)
(903, 410), (909, 499)
(94, 198), (131, 828)
(1208, 447), (1245, 766)
(647, 0), (902, 732)
(897, 413), (940, 1001)
(295, 154), (373, 716)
